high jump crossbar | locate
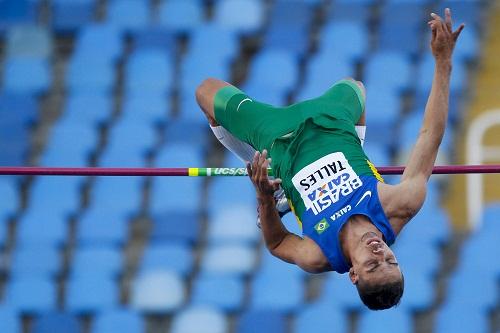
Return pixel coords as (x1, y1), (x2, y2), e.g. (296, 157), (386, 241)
(0, 165), (500, 176)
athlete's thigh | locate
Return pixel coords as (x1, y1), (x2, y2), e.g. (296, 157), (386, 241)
(213, 86), (302, 152)
(319, 79), (366, 124)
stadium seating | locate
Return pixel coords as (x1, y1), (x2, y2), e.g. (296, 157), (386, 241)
(93, 308), (144, 333)
(0, 1), (494, 332)
(170, 306), (228, 333)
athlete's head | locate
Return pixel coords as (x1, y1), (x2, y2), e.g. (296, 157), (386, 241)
(348, 231), (404, 310)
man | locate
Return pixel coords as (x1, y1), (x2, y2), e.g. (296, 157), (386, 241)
(196, 9), (463, 310)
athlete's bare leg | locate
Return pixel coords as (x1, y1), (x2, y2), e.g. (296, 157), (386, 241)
(195, 78), (230, 126)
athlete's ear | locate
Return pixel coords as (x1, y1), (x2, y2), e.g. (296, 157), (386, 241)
(349, 267), (359, 285)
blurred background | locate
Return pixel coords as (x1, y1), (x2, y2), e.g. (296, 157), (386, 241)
(0, 0), (499, 332)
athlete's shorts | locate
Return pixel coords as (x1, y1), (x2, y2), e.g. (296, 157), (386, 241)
(213, 79), (365, 152)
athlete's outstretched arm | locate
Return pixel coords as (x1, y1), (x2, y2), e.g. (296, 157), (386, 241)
(402, 9), (464, 184)
(247, 150), (330, 273)
(382, 9), (464, 230)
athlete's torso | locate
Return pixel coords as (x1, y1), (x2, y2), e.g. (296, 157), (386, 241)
(270, 115), (395, 273)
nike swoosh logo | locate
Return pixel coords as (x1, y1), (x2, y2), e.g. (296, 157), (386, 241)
(355, 191), (372, 207)
(236, 98), (252, 111)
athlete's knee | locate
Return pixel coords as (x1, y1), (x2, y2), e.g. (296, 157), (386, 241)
(343, 77), (366, 102)
(196, 78), (229, 125)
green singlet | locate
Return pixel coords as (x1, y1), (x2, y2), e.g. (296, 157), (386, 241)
(213, 79), (382, 223)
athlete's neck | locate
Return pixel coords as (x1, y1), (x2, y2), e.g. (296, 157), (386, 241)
(340, 215), (383, 265)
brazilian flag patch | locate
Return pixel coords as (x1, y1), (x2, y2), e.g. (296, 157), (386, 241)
(314, 218), (330, 234)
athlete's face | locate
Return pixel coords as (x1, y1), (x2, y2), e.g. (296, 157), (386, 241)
(348, 232), (401, 285)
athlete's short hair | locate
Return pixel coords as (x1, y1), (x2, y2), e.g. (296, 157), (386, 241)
(356, 273), (404, 310)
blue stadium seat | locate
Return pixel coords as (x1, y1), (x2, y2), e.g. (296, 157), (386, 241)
(5, 277), (56, 314)
(93, 308), (144, 333)
(327, 0), (374, 22)
(0, 93), (38, 126)
(6, 25), (52, 59)
(150, 210), (201, 245)
(88, 177), (143, 218)
(121, 92), (169, 125)
(77, 208), (129, 246)
(257, 247), (305, 279)
(214, 0), (264, 35)
(396, 204), (451, 247)
(244, 49), (298, 106)
(61, 92), (112, 127)
(191, 274), (244, 312)
(364, 51), (412, 92)
(158, 0), (204, 34)
(0, 306), (20, 333)
(41, 125), (97, 166)
(71, 245), (122, 278)
(164, 120), (209, 148)
(179, 52), (231, 99)
(281, 211), (302, 236)
(321, 273), (363, 311)
(66, 275), (118, 314)
(27, 176), (82, 219)
(377, 2), (425, 56)
(363, 142), (391, 167)
(393, 241), (440, 278)
(293, 302), (348, 333)
(398, 269), (434, 311)
(107, 0), (149, 33)
(365, 86), (400, 146)
(150, 177), (203, 215)
(131, 27), (177, 53)
(417, 53), (467, 94)
(236, 310), (286, 333)
(201, 244), (256, 276)
(207, 177), (256, 215)
(103, 116), (156, 153)
(358, 308), (412, 333)
(0, 0), (38, 28)
(0, 218), (7, 248)
(480, 203), (500, 233)
(3, 57), (50, 95)
(0, 178), (18, 221)
(10, 244), (61, 278)
(297, 54), (354, 101)
(263, 0), (313, 57)
(151, 143), (204, 213)
(125, 49), (173, 94)
(207, 204), (259, 245)
(453, 26), (480, 62)
(250, 273), (303, 314)
(446, 270), (497, 311)
(458, 230), (500, 278)
(170, 306), (228, 333)
(320, 21), (368, 62)
(73, 24), (122, 64)
(31, 312), (82, 333)
(100, 122), (155, 167)
(435, 304), (488, 333)
(52, 0), (96, 33)
(139, 242), (194, 277)
(66, 56), (115, 93)
(17, 209), (68, 247)
(131, 270), (185, 313)
(397, 110), (454, 155)
(437, 0), (484, 28)
(187, 23), (238, 63)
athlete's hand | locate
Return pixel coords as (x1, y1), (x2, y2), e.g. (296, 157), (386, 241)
(247, 150), (282, 201)
(428, 8), (464, 61)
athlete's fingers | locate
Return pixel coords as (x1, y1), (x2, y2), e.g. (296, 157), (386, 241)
(453, 23), (465, 41)
(444, 8), (452, 32)
(246, 162), (252, 178)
